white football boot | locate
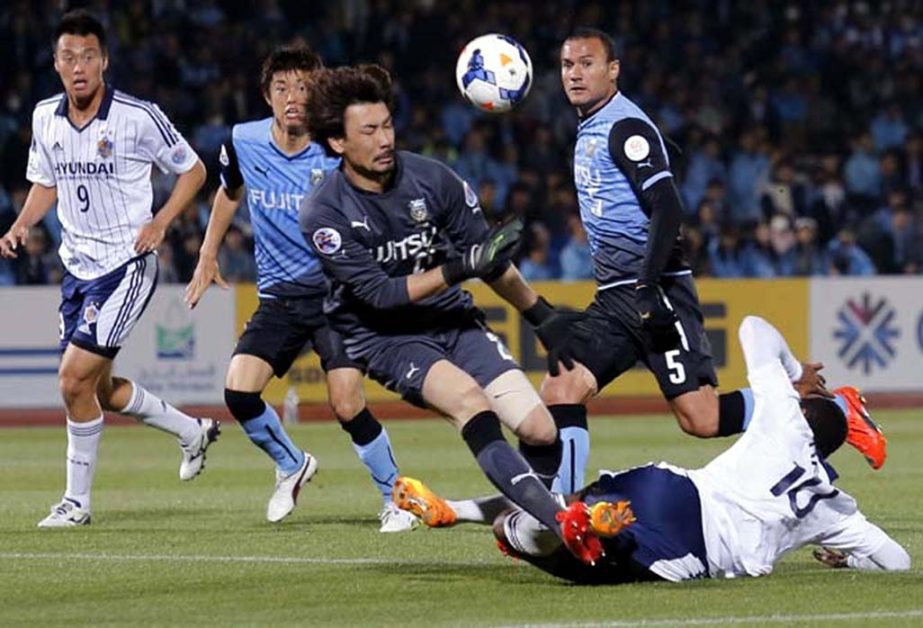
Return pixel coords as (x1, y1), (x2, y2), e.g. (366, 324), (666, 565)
(267, 453), (318, 522)
(38, 498), (91, 528)
(179, 418), (221, 481)
(378, 502), (419, 533)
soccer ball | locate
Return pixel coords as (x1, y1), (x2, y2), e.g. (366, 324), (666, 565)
(455, 34), (532, 113)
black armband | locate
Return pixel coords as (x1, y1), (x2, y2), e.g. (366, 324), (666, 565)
(522, 295), (554, 326)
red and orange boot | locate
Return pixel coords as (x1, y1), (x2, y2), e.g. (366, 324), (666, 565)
(556, 501), (605, 566)
(834, 386), (887, 470)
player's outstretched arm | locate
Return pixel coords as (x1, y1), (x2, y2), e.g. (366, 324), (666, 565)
(814, 517), (911, 571)
(488, 266), (589, 376)
(0, 183), (57, 259)
(738, 316), (803, 380)
(135, 159), (207, 255)
(184, 185), (241, 308)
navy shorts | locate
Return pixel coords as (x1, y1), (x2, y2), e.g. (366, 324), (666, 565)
(362, 318), (519, 408)
(234, 296), (362, 378)
(570, 274), (717, 399)
(59, 253), (159, 358)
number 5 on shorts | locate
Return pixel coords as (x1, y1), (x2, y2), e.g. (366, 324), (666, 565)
(665, 350), (686, 384)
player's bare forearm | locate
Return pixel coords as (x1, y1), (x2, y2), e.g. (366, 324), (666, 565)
(152, 160), (207, 232)
(199, 186), (243, 261)
(487, 264), (539, 312)
(13, 183), (57, 230)
(0, 183), (57, 257)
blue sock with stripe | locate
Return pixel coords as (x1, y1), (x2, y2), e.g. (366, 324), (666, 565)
(549, 404), (589, 495)
(241, 403), (305, 475)
(340, 409), (398, 504)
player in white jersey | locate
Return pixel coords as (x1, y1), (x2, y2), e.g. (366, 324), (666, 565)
(393, 316), (910, 582)
(0, 11), (219, 527)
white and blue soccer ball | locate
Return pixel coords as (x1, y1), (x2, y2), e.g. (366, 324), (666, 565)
(455, 34), (533, 113)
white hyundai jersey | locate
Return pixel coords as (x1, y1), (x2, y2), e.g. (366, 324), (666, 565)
(27, 88), (199, 279)
(688, 345), (888, 578)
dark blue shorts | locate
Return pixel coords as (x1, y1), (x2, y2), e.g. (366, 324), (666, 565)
(59, 253), (159, 358)
(362, 318), (519, 408)
(234, 296), (362, 377)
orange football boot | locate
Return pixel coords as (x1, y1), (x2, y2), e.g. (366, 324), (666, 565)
(392, 476), (457, 527)
(834, 386), (887, 469)
(588, 500), (637, 537)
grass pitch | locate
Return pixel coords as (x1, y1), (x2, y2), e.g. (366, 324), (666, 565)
(1, 411), (921, 626)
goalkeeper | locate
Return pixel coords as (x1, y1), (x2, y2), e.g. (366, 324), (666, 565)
(299, 64), (598, 563)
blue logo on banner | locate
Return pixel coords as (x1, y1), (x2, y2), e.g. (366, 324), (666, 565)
(833, 292), (900, 375)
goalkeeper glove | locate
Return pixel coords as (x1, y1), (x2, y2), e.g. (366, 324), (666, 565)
(442, 219), (523, 285)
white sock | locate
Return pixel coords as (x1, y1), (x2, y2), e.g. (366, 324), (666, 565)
(65, 416), (103, 511)
(503, 509), (560, 557)
(120, 381), (199, 446)
(447, 495), (512, 524)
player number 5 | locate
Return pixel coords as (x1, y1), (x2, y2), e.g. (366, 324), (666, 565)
(665, 350), (686, 384)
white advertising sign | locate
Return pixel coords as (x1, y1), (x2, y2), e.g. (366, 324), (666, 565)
(811, 277), (923, 392)
(0, 285), (235, 408)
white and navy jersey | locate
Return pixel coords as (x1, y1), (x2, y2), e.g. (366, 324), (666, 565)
(686, 317), (890, 578)
(26, 86), (199, 280)
(219, 118), (339, 298)
(299, 152), (489, 354)
(586, 464), (710, 582)
(574, 92), (689, 287)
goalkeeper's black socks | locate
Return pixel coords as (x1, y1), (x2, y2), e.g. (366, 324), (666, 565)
(462, 410), (563, 535)
(519, 434), (562, 489)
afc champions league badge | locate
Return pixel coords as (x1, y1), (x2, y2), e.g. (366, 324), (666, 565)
(408, 198), (428, 223)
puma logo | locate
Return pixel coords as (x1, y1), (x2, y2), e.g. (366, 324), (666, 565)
(351, 216), (371, 231)
(254, 164), (270, 177)
(510, 471), (540, 486)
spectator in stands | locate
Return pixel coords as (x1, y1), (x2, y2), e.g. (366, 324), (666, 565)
(827, 228), (877, 276)
(682, 134), (726, 214)
(559, 213), (593, 281)
(708, 225), (745, 278)
(792, 217), (826, 276)
(728, 128), (771, 224)
(844, 132), (881, 199)
(519, 222), (556, 281)
(218, 225), (257, 283)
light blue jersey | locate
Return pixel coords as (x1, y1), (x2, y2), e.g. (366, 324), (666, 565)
(574, 93), (688, 287)
(219, 118), (340, 297)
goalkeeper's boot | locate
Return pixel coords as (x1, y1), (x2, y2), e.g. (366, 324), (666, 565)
(267, 452), (318, 522)
(834, 386), (887, 470)
(38, 498), (91, 528)
(179, 418), (221, 481)
(378, 502), (419, 533)
(556, 501), (604, 566)
(392, 476), (457, 527)
(588, 500), (637, 537)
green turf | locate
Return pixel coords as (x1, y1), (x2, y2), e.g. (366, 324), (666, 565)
(1, 411), (921, 626)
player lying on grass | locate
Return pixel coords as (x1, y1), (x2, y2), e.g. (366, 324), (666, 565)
(394, 316), (909, 583)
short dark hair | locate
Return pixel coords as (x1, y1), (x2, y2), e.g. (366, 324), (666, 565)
(801, 397), (848, 458)
(564, 27), (618, 62)
(53, 10), (107, 51)
(260, 45), (323, 97)
(305, 64), (393, 156)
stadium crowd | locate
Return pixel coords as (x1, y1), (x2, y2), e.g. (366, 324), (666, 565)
(1, 0), (920, 285)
